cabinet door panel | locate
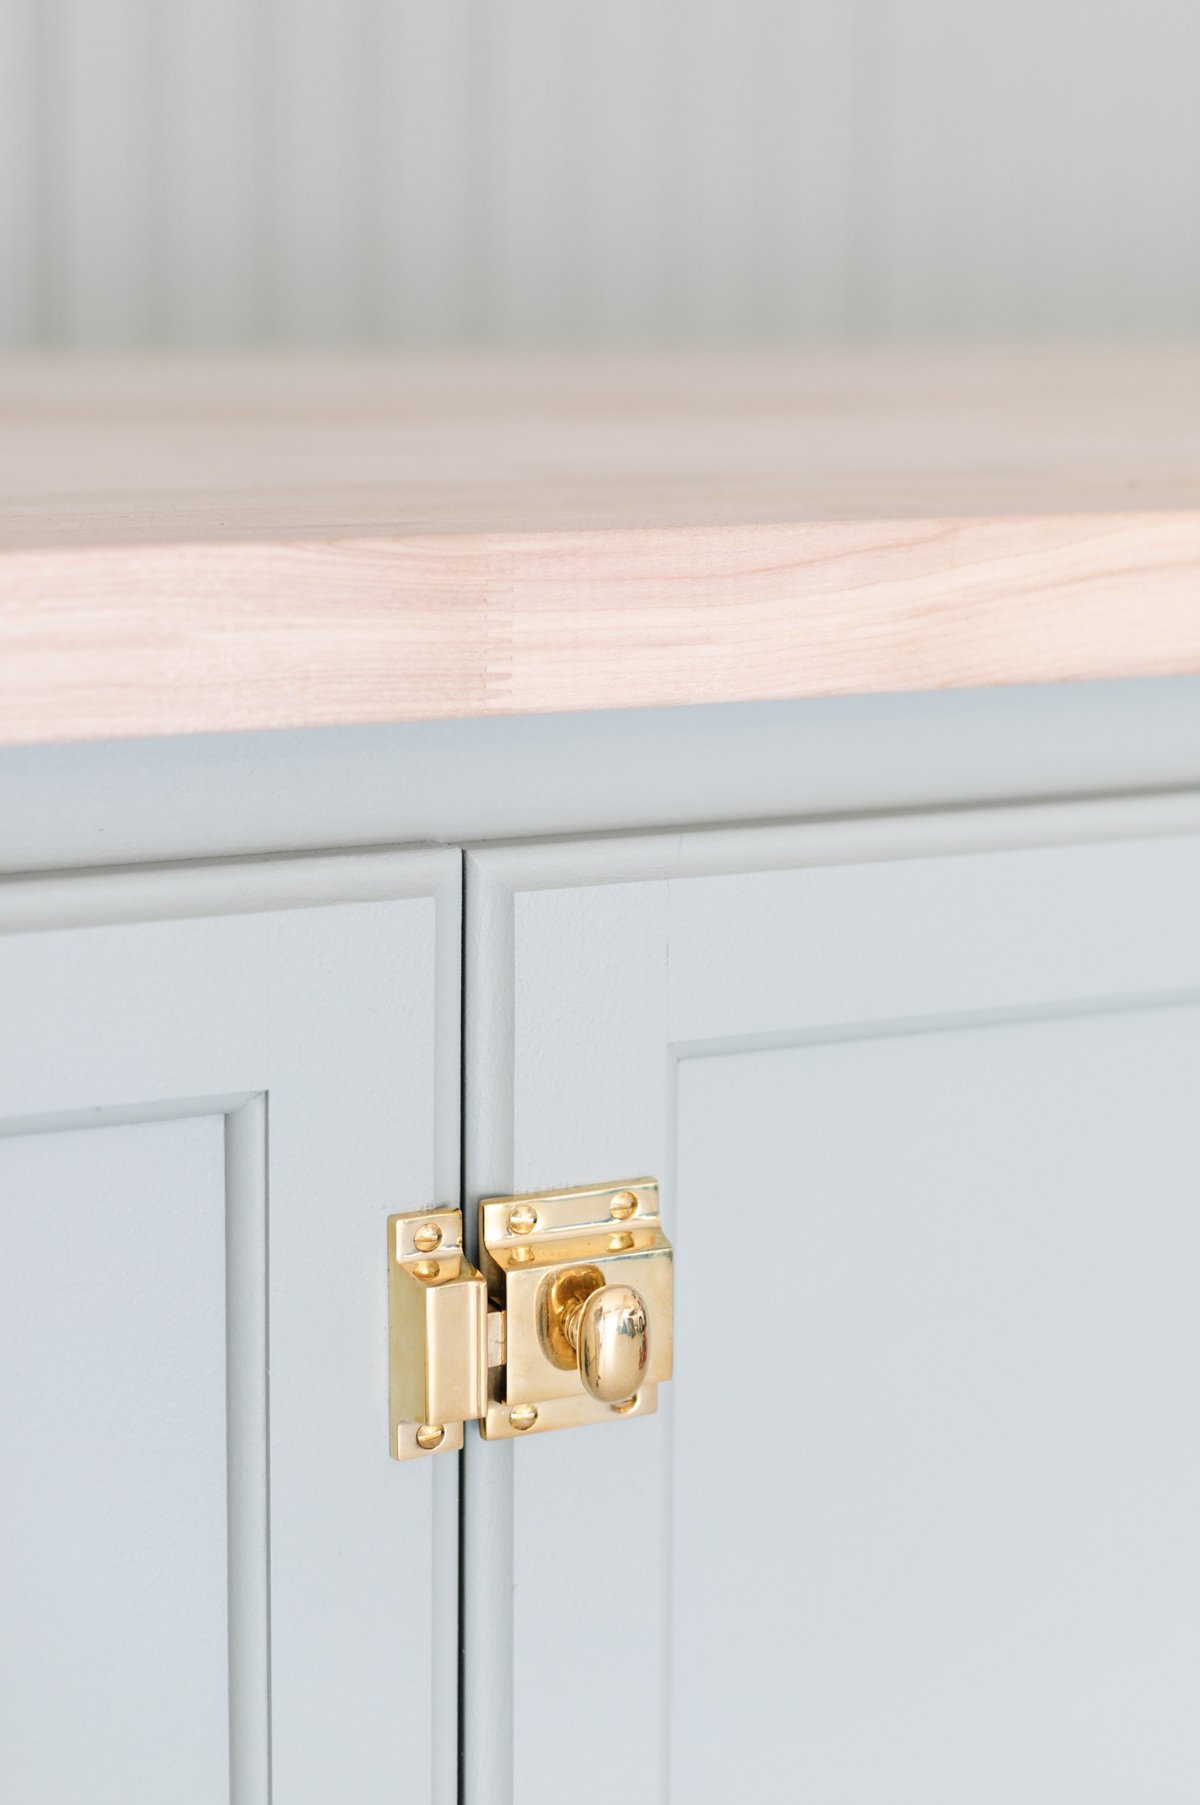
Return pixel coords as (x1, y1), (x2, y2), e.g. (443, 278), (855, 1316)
(464, 799), (1200, 1805)
(0, 850), (461, 1805)
(1, 1118), (229, 1804)
(675, 1010), (1200, 1800)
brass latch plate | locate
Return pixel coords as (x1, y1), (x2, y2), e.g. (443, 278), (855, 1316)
(478, 1178), (673, 1440)
(388, 1208), (486, 1460)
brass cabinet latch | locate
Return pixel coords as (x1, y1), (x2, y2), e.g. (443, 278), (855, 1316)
(389, 1179), (673, 1459)
(387, 1208), (486, 1459)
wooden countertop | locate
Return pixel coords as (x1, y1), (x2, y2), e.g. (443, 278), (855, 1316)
(3, 348), (1199, 745)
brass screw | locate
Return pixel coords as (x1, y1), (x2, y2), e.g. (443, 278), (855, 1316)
(608, 1231), (634, 1252)
(413, 1221), (443, 1253)
(511, 1246), (534, 1265)
(610, 1190), (638, 1221)
(414, 1259), (440, 1281)
(507, 1203), (538, 1235)
(509, 1404), (538, 1432)
(416, 1423), (446, 1451)
(610, 1393), (640, 1416)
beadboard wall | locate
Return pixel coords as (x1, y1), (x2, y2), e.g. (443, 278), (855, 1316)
(2, 0), (1200, 346)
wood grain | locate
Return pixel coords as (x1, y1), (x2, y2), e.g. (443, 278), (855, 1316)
(2, 348), (1199, 744)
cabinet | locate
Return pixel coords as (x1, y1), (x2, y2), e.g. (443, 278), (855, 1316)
(5, 789), (1199, 1804)
(4, 351), (1200, 1802)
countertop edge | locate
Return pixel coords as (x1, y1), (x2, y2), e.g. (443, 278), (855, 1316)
(3, 510), (1199, 745)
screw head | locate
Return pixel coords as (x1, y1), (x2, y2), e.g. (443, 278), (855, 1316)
(507, 1203), (538, 1235)
(511, 1245), (534, 1265)
(610, 1190), (638, 1221)
(509, 1404), (538, 1432)
(608, 1231), (634, 1252)
(415, 1423), (446, 1451)
(414, 1259), (440, 1281)
(413, 1220), (443, 1253)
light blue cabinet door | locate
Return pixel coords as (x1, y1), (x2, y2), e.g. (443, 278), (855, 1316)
(464, 794), (1200, 1805)
(0, 850), (461, 1805)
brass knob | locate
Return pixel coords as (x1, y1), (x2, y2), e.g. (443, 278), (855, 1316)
(560, 1283), (649, 1406)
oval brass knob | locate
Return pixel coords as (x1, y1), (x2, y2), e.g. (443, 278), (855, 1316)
(562, 1283), (649, 1405)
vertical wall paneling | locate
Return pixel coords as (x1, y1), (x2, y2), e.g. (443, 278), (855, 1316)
(874, 0), (1200, 336)
(477, 0), (585, 340)
(38, 0), (159, 343)
(0, 0), (1199, 345)
(874, 0), (1094, 333)
(655, 0), (765, 336)
(263, 0), (376, 340)
(373, 1), (480, 340)
(0, 1), (39, 340)
(157, 0), (266, 343)
(748, 0), (862, 335)
(1050, 0), (1200, 334)
(570, 2), (671, 339)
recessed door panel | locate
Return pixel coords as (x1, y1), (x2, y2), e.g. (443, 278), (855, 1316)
(674, 1010), (1200, 1801)
(0, 1117), (229, 1805)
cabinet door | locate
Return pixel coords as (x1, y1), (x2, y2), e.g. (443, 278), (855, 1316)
(0, 850), (461, 1805)
(463, 796), (1200, 1805)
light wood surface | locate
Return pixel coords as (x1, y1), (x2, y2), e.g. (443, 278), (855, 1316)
(3, 348), (1199, 744)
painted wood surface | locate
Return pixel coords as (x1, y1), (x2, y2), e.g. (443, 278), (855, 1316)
(0, 1117), (231, 1804)
(465, 794), (1200, 1803)
(2, 0), (1200, 347)
(3, 348), (1200, 744)
(7, 681), (1200, 880)
(0, 847), (462, 1805)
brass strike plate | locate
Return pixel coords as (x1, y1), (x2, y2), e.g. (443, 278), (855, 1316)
(388, 1208), (486, 1461)
(479, 1178), (673, 1440)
